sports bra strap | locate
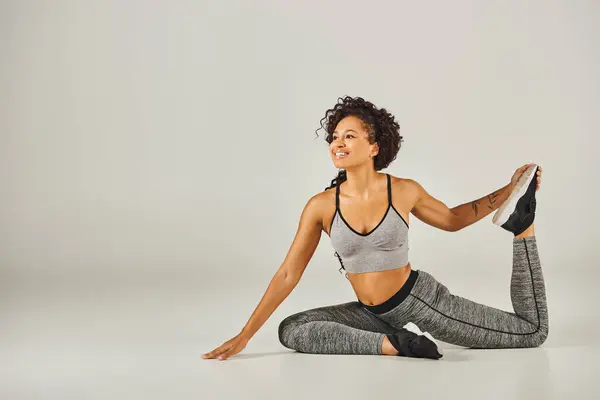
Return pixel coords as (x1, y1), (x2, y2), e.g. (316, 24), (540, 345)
(386, 173), (392, 205)
(335, 178), (340, 209)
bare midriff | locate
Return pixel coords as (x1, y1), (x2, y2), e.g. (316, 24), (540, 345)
(346, 262), (412, 306)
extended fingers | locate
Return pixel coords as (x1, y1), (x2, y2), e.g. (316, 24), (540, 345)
(218, 348), (235, 360)
(203, 344), (231, 359)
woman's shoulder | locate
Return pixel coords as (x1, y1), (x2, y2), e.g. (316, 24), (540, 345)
(295, 189), (334, 231)
(387, 172), (410, 187)
(387, 172), (416, 186)
(388, 173), (421, 202)
(312, 186), (335, 210)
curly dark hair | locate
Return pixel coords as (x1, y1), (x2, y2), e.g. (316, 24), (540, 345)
(314, 96), (403, 191)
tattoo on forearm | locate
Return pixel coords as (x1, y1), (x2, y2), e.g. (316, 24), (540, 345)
(487, 191), (500, 210)
(471, 200), (481, 217)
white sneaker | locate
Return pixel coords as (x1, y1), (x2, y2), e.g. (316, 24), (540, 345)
(492, 164), (538, 236)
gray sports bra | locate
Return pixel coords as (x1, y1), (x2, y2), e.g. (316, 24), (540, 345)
(329, 173), (409, 275)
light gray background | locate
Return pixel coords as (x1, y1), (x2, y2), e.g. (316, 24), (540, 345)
(1, 1), (598, 399)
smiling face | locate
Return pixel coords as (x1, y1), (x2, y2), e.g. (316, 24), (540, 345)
(329, 115), (379, 169)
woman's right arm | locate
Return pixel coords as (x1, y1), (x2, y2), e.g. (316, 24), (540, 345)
(202, 194), (324, 360)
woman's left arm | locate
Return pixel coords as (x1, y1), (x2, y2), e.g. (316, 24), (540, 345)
(409, 164), (542, 232)
(409, 180), (511, 232)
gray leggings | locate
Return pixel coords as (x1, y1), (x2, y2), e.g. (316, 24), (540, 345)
(278, 236), (548, 354)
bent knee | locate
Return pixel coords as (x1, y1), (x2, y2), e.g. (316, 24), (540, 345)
(521, 325), (548, 348)
(531, 326), (548, 347)
(278, 315), (299, 349)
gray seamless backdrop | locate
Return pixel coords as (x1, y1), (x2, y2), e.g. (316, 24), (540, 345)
(1, 1), (598, 398)
(3, 0), (598, 276)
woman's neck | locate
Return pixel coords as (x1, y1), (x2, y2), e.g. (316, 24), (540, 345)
(342, 168), (383, 199)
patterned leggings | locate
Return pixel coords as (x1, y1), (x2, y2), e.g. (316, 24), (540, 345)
(278, 237), (548, 354)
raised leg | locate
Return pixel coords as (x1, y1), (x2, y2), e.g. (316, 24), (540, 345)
(377, 235), (549, 348)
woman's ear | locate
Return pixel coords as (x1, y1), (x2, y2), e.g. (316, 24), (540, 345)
(370, 143), (379, 158)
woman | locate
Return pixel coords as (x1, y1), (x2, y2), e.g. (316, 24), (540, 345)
(202, 96), (547, 361)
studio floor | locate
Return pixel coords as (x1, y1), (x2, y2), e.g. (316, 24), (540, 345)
(2, 266), (598, 400)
